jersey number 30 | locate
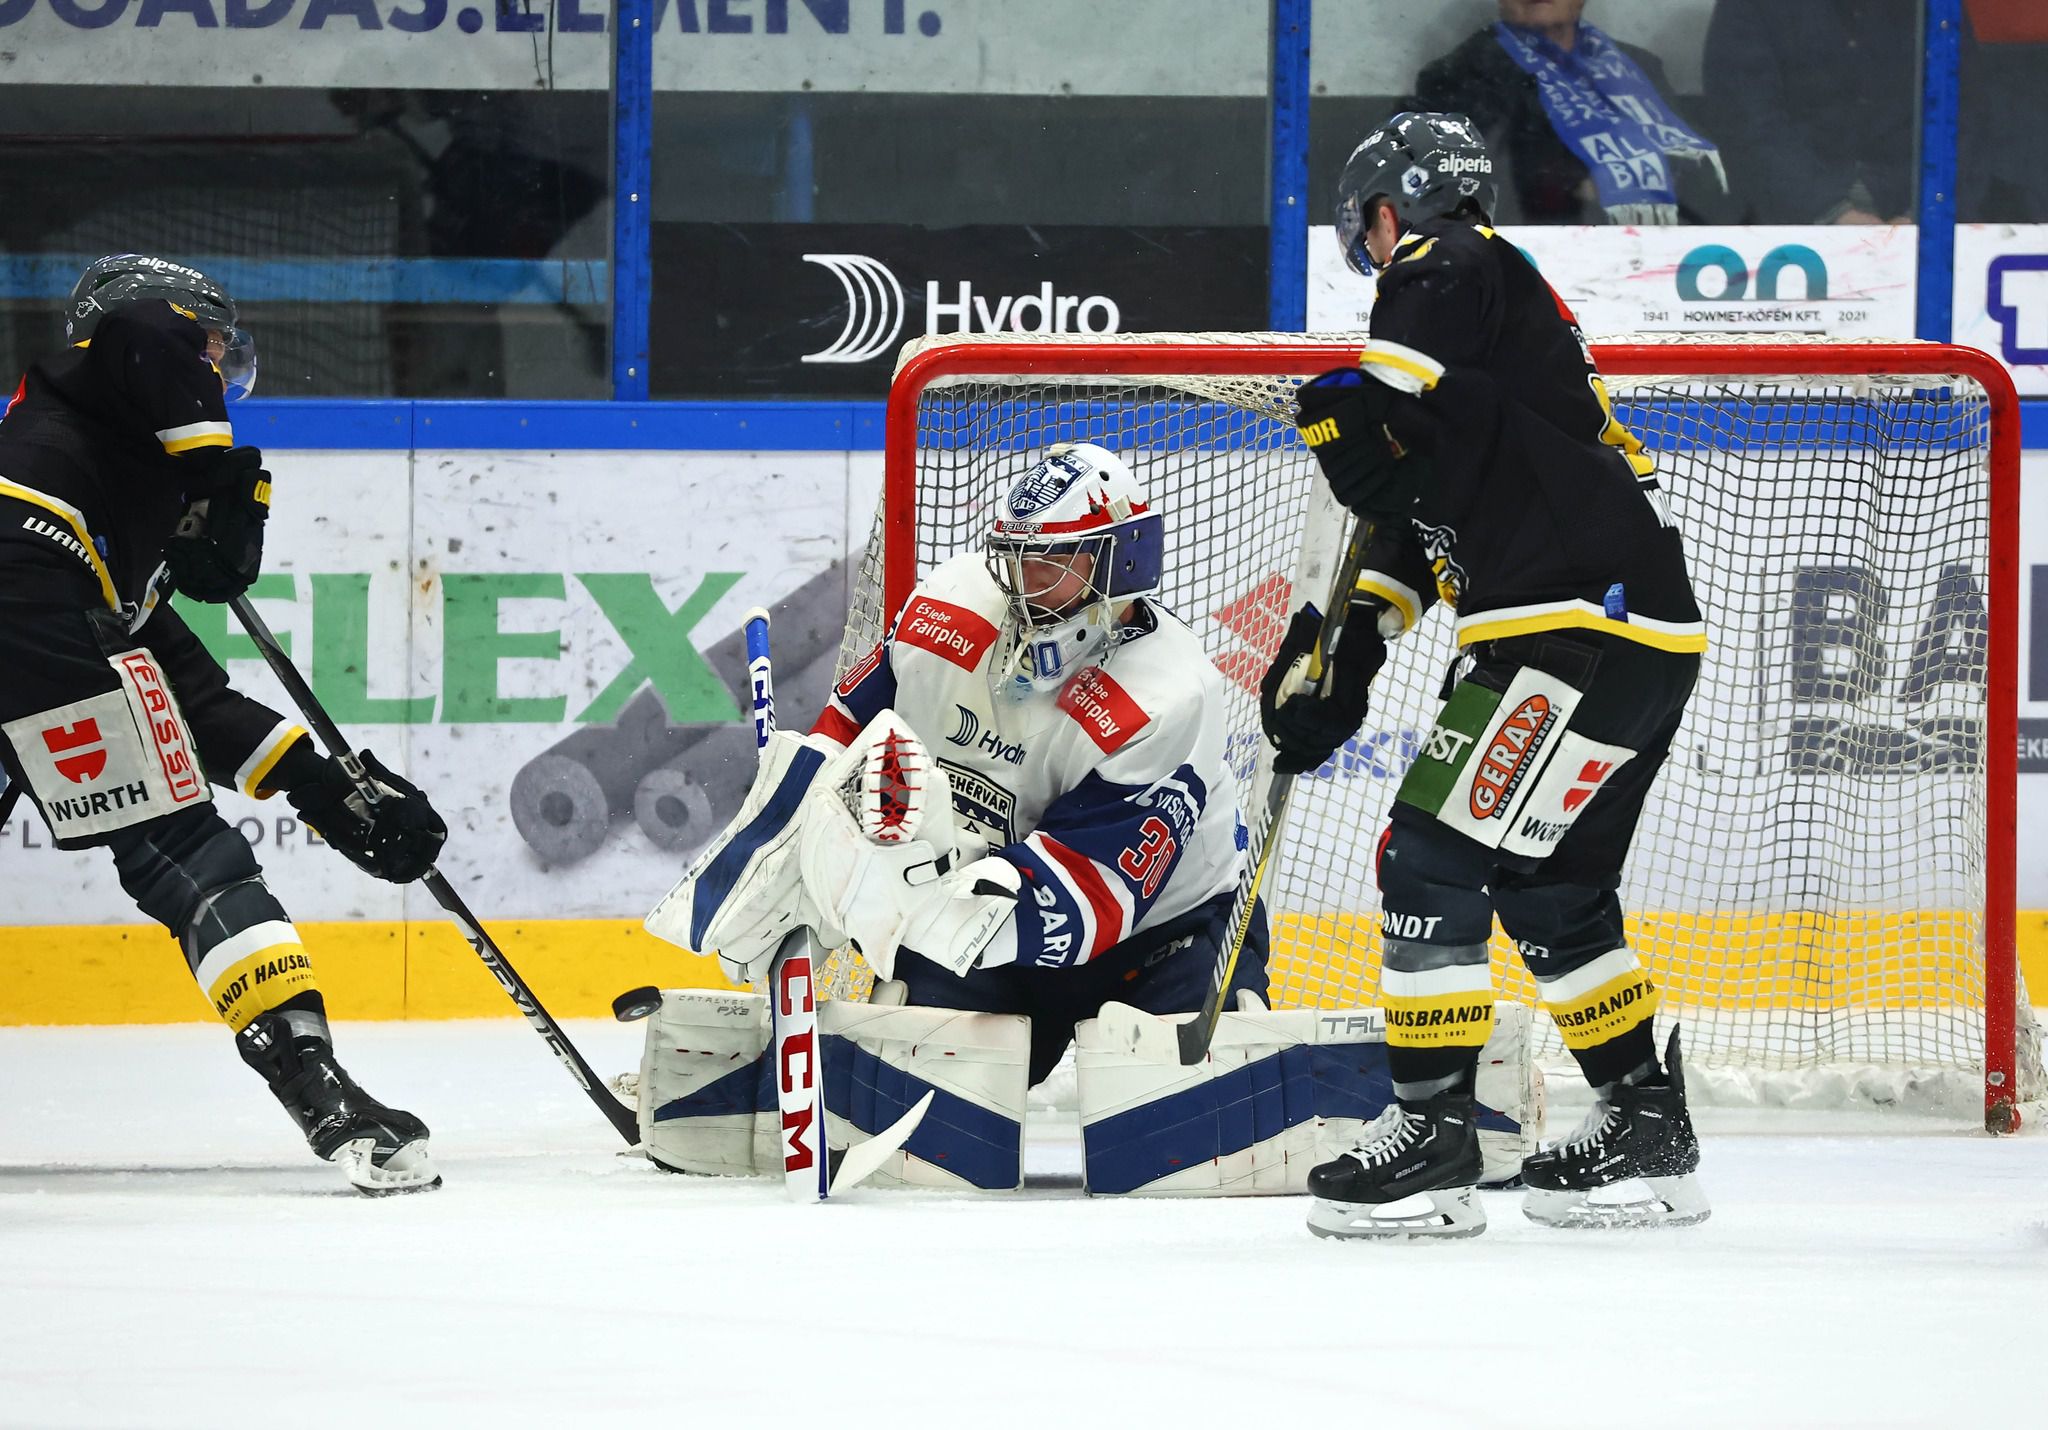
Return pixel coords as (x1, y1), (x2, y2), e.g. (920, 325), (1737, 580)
(1117, 817), (1178, 900)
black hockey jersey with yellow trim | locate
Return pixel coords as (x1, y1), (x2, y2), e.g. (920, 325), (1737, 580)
(0, 304), (311, 798)
(0, 301), (236, 616)
(1352, 219), (1704, 654)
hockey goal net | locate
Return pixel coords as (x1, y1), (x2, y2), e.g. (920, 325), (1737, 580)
(840, 332), (2042, 1132)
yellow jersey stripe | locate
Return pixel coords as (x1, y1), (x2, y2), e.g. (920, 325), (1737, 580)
(1355, 573), (1421, 635)
(1456, 605), (1709, 654)
(1357, 338), (1444, 395)
(0, 476), (120, 610)
(236, 723), (310, 798)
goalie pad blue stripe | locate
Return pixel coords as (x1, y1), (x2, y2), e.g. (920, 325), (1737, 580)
(825, 1037), (1022, 1191)
(1080, 1043), (1522, 1195)
(646, 1030), (1023, 1190)
(689, 744), (826, 949)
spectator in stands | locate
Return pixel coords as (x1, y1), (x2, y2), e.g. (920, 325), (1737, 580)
(1703, 0), (1919, 224)
(1414, 0), (1730, 225)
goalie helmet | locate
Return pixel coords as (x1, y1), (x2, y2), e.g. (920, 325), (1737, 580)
(983, 442), (1163, 700)
(64, 253), (258, 400)
(1335, 111), (1497, 277)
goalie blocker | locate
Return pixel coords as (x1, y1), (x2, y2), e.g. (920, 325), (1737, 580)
(635, 989), (1540, 1194)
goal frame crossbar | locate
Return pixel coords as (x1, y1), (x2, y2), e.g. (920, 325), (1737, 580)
(880, 337), (2024, 1131)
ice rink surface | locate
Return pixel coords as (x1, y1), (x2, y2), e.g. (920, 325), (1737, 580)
(3, 1020), (2044, 1430)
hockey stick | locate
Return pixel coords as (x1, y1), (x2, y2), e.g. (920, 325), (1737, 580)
(227, 593), (640, 1147)
(1175, 516), (1375, 1066)
(0, 778), (20, 833)
(744, 608), (934, 1200)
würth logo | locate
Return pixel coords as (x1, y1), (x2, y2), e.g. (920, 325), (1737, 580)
(41, 719), (106, 784)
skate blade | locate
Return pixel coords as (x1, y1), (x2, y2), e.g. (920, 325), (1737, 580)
(1522, 1173), (1708, 1229)
(331, 1136), (444, 1197)
(1307, 1188), (1486, 1241)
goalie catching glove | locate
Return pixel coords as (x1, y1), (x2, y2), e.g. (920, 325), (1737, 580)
(645, 711), (1021, 985)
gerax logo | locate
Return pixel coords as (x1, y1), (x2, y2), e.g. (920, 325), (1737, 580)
(800, 253), (1122, 364)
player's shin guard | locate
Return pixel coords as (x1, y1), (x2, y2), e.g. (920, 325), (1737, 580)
(1522, 1027), (1706, 1229)
(111, 808), (325, 1036)
(1379, 944), (1496, 1099)
(1530, 944), (1660, 1092)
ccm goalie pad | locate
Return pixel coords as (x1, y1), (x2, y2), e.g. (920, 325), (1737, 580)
(1074, 1001), (1540, 1195)
(636, 986), (1031, 1190)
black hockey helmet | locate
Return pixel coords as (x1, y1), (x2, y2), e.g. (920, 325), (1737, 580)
(1335, 111), (1499, 276)
(64, 254), (257, 398)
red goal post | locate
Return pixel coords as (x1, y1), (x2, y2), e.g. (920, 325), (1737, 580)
(866, 333), (2034, 1131)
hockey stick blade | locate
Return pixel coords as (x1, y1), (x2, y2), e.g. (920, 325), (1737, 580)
(828, 1089), (936, 1195)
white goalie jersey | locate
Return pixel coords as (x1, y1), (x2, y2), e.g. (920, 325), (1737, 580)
(813, 553), (1247, 971)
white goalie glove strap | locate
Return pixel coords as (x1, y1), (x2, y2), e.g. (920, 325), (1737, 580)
(642, 728), (833, 986)
(897, 855), (1023, 977)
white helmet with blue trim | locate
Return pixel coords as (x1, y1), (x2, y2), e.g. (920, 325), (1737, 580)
(983, 442), (1164, 701)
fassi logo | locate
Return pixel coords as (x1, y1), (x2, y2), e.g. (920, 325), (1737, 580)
(801, 253), (1123, 364)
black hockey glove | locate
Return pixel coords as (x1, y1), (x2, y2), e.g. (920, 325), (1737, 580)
(1260, 603), (1387, 776)
(164, 445), (270, 603)
(288, 751), (448, 885)
(1294, 369), (1430, 519)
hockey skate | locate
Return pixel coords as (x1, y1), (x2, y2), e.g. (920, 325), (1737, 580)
(1305, 1090), (1486, 1240)
(1521, 1028), (1707, 1229)
(238, 1015), (442, 1196)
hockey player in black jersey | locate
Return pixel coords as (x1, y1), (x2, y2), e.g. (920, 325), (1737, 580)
(0, 255), (448, 1195)
(1262, 114), (1706, 1238)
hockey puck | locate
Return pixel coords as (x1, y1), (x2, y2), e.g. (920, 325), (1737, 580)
(612, 985), (663, 1022)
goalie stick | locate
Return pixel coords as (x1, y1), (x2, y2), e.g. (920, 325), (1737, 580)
(744, 608), (934, 1201)
(227, 594), (640, 1146)
(1175, 514), (1375, 1066)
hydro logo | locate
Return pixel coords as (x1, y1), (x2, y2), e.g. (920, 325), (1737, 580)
(944, 704), (1025, 765)
(1677, 244), (1828, 302)
(801, 252), (1120, 364)
(1985, 254), (2048, 365)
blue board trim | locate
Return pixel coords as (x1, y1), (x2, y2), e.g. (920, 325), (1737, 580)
(1915, 0), (1962, 343)
(612, 0), (655, 400)
(0, 256), (604, 306)
(235, 397), (2048, 453)
(1267, 0), (1312, 332)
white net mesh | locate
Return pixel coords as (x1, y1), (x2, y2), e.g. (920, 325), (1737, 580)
(839, 333), (2040, 1118)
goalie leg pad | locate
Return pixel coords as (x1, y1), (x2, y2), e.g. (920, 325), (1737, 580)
(638, 990), (1029, 1189)
(821, 1001), (1030, 1191)
(639, 989), (778, 1176)
(1075, 1001), (1541, 1195)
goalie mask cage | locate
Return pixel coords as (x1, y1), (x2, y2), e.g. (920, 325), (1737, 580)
(842, 332), (2041, 1132)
